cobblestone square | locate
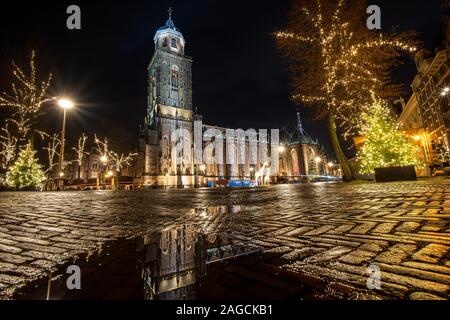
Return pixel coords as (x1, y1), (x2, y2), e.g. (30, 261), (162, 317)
(1, 179), (450, 300)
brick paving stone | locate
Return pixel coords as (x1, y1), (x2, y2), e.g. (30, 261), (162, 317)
(0, 253), (32, 264)
(304, 246), (353, 263)
(411, 244), (449, 263)
(339, 250), (377, 265)
(1, 179), (450, 299)
(375, 244), (418, 264)
(376, 263), (450, 284)
(409, 292), (446, 300)
(0, 244), (22, 254)
(396, 222), (421, 233)
(371, 223), (397, 234)
(402, 261), (450, 275)
(359, 243), (386, 253)
(380, 271), (449, 294)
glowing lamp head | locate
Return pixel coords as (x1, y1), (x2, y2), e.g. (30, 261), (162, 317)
(200, 164), (206, 171)
(100, 155), (108, 163)
(413, 135), (422, 141)
(57, 98), (74, 109)
(314, 157), (322, 163)
(59, 172), (64, 177)
(250, 167), (254, 172)
(107, 171), (113, 177)
(327, 162), (334, 168)
(278, 146), (286, 153)
(166, 173), (170, 177)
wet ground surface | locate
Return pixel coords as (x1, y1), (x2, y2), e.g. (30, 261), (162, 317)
(1, 179), (450, 300)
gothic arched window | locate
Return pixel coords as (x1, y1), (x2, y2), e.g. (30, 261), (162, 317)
(290, 149), (300, 176)
(155, 66), (161, 98)
(171, 65), (179, 90)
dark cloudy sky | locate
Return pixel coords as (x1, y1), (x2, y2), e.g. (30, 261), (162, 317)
(0, 0), (445, 155)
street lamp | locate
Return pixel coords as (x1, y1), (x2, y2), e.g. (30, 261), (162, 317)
(314, 157), (322, 163)
(278, 145), (286, 153)
(441, 87), (449, 96)
(57, 98), (74, 189)
(327, 162), (334, 168)
(100, 155), (108, 163)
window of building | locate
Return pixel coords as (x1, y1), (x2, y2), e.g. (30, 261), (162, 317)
(171, 38), (178, 49)
(162, 37), (168, 47)
(171, 69), (179, 90)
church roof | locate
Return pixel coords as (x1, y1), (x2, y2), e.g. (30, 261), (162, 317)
(287, 108), (319, 146)
(289, 127), (318, 145)
(154, 9), (185, 45)
(158, 16), (179, 32)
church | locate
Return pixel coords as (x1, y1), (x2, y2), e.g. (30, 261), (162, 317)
(136, 12), (331, 188)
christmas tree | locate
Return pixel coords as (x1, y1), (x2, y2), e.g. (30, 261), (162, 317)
(6, 142), (44, 190)
(308, 157), (319, 176)
(357, 100), (421, 174)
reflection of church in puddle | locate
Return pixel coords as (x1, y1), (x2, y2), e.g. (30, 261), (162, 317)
(136, 11), (334, 188)
(138, 224), (259, 300)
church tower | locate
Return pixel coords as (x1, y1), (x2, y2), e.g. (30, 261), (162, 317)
(140, 9), (195, 186)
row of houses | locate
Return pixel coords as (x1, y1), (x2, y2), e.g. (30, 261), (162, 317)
(397, 22), (450, 175)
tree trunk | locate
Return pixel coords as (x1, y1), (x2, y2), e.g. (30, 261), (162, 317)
(328, 107), (354, 182)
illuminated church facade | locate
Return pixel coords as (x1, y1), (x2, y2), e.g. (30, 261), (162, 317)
(136, 12), (331, 187)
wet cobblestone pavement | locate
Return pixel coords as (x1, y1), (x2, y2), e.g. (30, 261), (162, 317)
(1, 179), (450, 300)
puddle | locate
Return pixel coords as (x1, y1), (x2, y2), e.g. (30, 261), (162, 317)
(15, 209), (337, 300)
(189, 204), (245, 215)
(16, 225), (278, 300)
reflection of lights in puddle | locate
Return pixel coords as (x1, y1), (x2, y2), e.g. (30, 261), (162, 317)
(190, 205), (244, 216)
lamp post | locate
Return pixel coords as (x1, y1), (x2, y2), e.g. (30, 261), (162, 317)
(57, 98), (74, 189)
(107, 170), (114, 190)
(166, 173), (170, 189)
(97, 155), (108, 190)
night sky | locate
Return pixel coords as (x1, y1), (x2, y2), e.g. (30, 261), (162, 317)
(0, 0), (444, 155)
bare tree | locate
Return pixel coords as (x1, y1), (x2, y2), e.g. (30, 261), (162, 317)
(72, 133), (89, 179)
(0, 123), (18, 171)
(94, 134), (108, 159)
(0, 50), (53, 149)
(43, 133), (60, 175)
(109, 151), (138, 174)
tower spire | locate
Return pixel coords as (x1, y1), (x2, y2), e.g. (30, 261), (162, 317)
(296, 106), (304, 135)
(168, 7), (173, 20)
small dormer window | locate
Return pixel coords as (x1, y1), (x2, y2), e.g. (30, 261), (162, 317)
(171, 38), (178, 49)
(162, 37), (168, 47)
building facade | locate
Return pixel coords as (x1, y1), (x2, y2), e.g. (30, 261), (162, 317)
(397, 94), (431, 175)
(397, 3), (450, 171)
(136, 13), (330, 187)
(410, 49), (450, 163)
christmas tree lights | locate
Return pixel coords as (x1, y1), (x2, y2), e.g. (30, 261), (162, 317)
(357, 99), (421, 174)
(6, 142), (44, 190)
